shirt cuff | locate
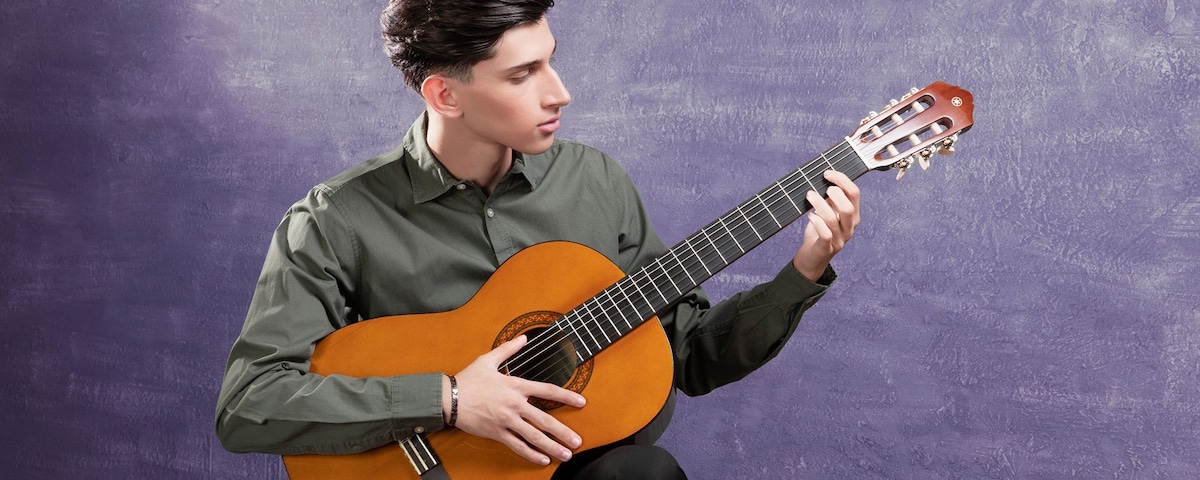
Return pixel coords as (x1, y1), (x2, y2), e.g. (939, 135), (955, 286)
(387, 372), (446, 439)
(769, 262), (836, 301)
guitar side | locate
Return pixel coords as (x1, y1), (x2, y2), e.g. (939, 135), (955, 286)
(282, 241), (676, 480)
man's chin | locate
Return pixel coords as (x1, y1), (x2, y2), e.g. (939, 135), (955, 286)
(519, 137), (557, 155)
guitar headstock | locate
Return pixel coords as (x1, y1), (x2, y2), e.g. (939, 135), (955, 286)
(848, 81), (974, 179)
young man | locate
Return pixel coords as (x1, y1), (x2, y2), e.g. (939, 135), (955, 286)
(215, 0), (861, 478)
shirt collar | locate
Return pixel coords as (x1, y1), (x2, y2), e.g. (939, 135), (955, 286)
(402, 114), (549, 204)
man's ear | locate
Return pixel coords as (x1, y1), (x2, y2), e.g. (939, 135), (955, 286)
(421, 75), (462, 118)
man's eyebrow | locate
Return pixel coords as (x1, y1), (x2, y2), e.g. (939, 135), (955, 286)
(504, 59), (541, 74)
(502, 43), (558, 73)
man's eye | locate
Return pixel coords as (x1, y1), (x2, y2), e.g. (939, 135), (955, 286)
(511, 71), (533, 83)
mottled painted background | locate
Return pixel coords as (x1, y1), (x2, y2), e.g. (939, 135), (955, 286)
(3, 0), (1198, 478)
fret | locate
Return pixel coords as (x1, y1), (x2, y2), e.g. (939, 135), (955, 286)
(560, 313), (593, 359)
(607, 282), (634, 331)
(632, 278), (657, 319)
(682, 236), (713, 277)
(642, 263), (670, 306)
(593, 295), (618, 344)
(756, 193), (782, 228)
(577, 308), (603, 353)
(699, 226), (728, 265)
(735, 204), (763, 241)
(707, 221), (743, 265)
(716, 215), (745, 253)
(607, 283), (639, 331)
(750, 206), (776, 239)
(819, 150), (837, 170)
(550, 315), (587, 365)
(776, 180), (802, 214)
(763, 190), (801, 228)
(728, 217), (760, 259)
(654, 258), (683, 296)
(799, 168), (819, 196)
(697, 231), (729, 273)
(761, 197), (788, 226)
(592, 290), (626, 334)
(668, 247), (696, 285)
(626, 272), (656, 320)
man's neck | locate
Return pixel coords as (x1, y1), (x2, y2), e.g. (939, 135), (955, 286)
(425, 112), (513, 196)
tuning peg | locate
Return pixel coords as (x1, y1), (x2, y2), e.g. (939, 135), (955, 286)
(937, 136), (957, 156)
(894, 158), (911, 180)
(918, 149), (933, 170)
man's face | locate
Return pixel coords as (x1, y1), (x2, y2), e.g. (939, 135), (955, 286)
(447, 17), (572, 155)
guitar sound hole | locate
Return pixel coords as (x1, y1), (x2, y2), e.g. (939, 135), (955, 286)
(496, 311), (594, 410)
(508, 326), (580, 388)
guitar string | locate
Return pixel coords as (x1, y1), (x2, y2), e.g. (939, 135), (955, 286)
(508, 89), (961, 379)
(505, 142), (867, 382)
(409, 122), (851, 466)
(505, 141), (868, 381)
(511, 162), (865, 383)
(502, 141), (868, 381)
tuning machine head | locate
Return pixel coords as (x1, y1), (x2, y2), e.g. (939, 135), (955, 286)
(860, 110), (879, 126)
(917, 148), (934, 170)
(894, 157), (911, 180)
(937, 135), (957, 155)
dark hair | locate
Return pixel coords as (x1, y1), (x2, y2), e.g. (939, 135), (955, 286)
(381, 0), (556, 92)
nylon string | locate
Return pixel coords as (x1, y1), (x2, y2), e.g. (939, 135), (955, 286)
(503, 140), (870, 382)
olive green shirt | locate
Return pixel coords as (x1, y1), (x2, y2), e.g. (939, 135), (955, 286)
(215, 115), (835, 455)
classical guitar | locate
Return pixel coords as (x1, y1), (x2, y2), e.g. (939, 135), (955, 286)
(282, 81), (975, 479)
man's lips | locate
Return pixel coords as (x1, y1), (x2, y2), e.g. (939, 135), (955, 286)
(537, 116), (561, 134)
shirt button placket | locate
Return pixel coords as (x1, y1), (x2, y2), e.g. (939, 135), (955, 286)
(483, 204), (512, 262)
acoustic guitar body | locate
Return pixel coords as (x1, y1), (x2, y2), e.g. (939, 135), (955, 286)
(282, 241), (675, 479)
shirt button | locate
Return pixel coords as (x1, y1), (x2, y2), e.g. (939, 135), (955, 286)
(414, 426), (425, 434)
(486, 208), (495, 218)
(456, 184), (466, 191)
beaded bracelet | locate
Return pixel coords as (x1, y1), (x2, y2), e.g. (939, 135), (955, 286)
(447, 374), (459, 428)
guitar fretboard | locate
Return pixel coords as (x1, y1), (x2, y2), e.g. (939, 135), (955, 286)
(551, 139), (870, 363)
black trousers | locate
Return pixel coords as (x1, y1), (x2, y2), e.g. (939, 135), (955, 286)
(550, 445), (688, 480)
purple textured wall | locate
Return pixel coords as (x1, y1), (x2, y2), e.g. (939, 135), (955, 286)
(2, 1), (1197, 478)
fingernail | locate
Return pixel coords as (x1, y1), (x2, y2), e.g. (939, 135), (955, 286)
(540, 457), (551, 466)
(561, 449), (572, 461)
(571, 435), (582, 448)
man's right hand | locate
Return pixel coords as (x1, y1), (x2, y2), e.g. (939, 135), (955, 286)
(444, 335), (587, 465)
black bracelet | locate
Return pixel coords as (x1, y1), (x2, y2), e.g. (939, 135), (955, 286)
(447, 374), (458, 428)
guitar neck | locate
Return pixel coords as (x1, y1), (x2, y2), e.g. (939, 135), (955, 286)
(559, 140), (871, 362)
